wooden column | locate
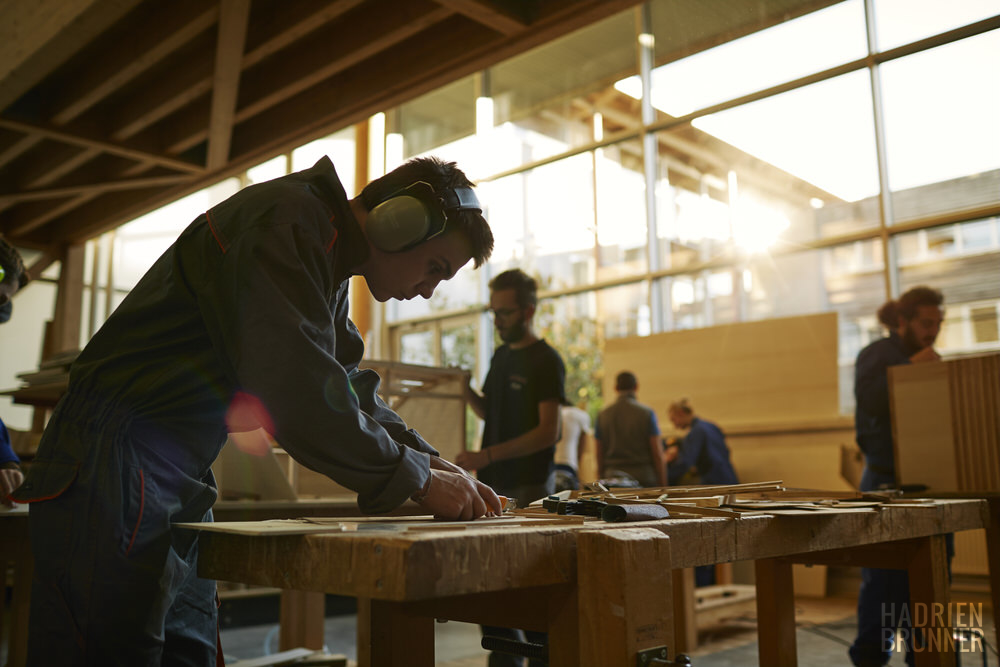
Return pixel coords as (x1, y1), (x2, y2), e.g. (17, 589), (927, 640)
(50, 242), (85, 354)
(578, 527), (674, 667)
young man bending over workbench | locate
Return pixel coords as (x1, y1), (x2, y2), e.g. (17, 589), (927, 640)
(13, 155), (502, 666)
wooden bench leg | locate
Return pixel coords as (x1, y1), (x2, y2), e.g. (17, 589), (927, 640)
(578, 528), (674, 667)
(672, 568), (697, 654)
(755, 558), (797, 667)
(279, 589), (325, 650)
(358, 597), (434, 667)
(986, 499), (1000, 655)
(908, 535), (955, 667)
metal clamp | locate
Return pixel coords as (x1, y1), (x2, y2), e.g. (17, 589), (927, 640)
(637, 646), (693, 666)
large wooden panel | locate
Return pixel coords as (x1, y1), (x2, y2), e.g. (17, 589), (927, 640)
(891, 353), (1000, 494)
(603, 312), (840, 428)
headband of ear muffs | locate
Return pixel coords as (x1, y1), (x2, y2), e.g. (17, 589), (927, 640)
(366, 181), (481, 252)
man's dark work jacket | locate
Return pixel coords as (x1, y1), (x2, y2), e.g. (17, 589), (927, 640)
(15, 157), (436, 514)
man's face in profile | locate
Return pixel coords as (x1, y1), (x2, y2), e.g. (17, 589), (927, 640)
(902, 304), (944, 352)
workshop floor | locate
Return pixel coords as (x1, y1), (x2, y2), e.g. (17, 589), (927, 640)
(218, 597), (998, 666)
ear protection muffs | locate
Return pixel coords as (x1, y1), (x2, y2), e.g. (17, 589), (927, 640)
(366, 181), (481, 252)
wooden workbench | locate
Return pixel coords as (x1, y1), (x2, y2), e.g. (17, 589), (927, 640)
(186, 498), (995, 667)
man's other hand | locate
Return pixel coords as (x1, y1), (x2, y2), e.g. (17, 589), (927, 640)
(415, 469), (502, 520)
(429, 455), (473, 478)
(910, 346), (941, 363)
(0, 467), (24, 508)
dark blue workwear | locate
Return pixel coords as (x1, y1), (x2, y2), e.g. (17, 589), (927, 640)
(666, 417), (738, 486)
(849, 330), (954, 667)
(0, 419), (18, 467)
(13, 157), (439, 666)
(853, 331), (910, 476)
(850, 331), (915, 667)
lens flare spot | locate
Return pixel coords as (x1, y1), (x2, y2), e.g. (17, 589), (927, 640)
(226, 392), (276, 456)
(323, 377), (357, 413)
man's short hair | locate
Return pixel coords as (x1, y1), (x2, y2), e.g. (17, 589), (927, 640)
(360, 156), (494, 268)
(488, 269), (537, 309)
(669, 398), (694, 415)
(615, 371), (638, 392)
(877, 285), (943, 327)
(0, 239), (29, 289)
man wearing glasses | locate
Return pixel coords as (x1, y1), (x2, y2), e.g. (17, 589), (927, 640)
(458, 268), (566, 667)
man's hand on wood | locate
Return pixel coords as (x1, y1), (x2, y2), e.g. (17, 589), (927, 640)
(415, 469), (502, 520)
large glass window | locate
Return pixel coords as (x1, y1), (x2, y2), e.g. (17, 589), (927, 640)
(691, 71), (880, 235)
(873, 0), (999, 51)
(880, 30), (1000, 224)
(645, 0), (868, 115)
(896, 219), (1000, 356)
(489, 10), (638, 172)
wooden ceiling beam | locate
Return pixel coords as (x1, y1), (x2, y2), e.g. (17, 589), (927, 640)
(24, 147), (104, 190)
(242, 0), (368, 70)
(3, 193), (99, 239)
(106, 0), (366, 144)
(0, 175), (191, 206)
(431, 0), (528, 36)
(25, 251), (59, 281)
(234, 0), (456, 129)
(0, 0), (142, 111)
(227, 0), (644, 161)
(0, 117), (205, 173)
(152, 0), (456, 158)
(206, 0), (251, 170)
(46, 0), (219, 125)
(0, 135), (42, 171)
(32, 0), (645, 245)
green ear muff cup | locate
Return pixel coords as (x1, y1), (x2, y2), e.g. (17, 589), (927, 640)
(366, 196), (432, 252)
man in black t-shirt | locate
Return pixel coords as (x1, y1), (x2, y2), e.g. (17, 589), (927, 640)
(458, 268), (566, 667)
(458, 268), (566, 506)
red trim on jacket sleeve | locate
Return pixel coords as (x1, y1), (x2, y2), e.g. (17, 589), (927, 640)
(325, 219), (338, 254)
(206, 211), (227, 253)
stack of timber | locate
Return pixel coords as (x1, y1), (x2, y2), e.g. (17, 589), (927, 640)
(3, 349), (77, 407)
(548, 480), (912, 520)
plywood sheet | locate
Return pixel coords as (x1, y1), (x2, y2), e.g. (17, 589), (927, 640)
(604, 312), (840, 427)
(891, 353), (1000, 493)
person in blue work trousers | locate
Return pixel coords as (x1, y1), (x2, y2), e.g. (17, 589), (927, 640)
(665, 397), (739, 587)
(13, 155), (503, 666)
(849, 285), (949, 667)
(0, 238), (30, 507)
(665, 398), (738, 488)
